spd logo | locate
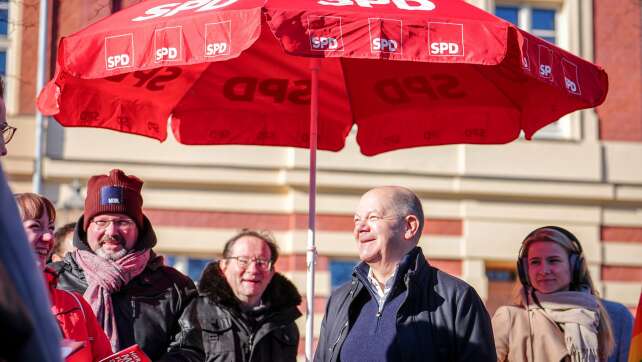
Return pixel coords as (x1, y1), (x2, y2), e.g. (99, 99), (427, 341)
(132, 0), (239, 22)
(205, 21), (231, 57)
(428, 22), (464, 57)
(308, 16), (344, 52)
(369, 18), (402, 54)
(223, 77), (310, 105)
(538, 45), (554, 81)
(561, 58), (581, 95)
(374, 74), (467, 104)
(318, 0), (435, 11)
(105, 34), (134, 70)
(154, 26), (183, 63)
(311, 37), (339, 50)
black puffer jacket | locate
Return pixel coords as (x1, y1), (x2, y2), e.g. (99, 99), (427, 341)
(195, 262), (302, 362)
(50, 216), (204, 362)
(314, 247), (496, 362)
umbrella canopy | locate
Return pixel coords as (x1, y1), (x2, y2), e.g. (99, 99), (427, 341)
(38, 0), (608, 156)
(37, 0), (609, 359)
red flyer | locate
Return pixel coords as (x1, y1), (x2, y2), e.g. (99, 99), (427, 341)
(98, 344), (150, 362)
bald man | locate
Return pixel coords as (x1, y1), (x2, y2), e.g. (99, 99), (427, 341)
(315, 186), (495, 362)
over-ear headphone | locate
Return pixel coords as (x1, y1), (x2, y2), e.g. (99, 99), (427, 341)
(516, 226), (585, 290)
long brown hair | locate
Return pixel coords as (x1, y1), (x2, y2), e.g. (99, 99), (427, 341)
(14, 192), (56, 224)
(514, 227), (614, 359)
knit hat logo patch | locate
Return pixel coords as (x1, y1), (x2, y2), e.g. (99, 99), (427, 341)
(84, 169), (145, 231)
(100, 186), (124, 205)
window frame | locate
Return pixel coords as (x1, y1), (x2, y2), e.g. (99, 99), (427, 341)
(493, 0), (580, 141)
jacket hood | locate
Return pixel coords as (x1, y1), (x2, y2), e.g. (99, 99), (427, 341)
(198, 261), (302, 311)
(73, 214), (157, 252)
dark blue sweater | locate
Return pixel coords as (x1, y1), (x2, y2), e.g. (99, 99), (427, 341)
(339, 251), (416, 362)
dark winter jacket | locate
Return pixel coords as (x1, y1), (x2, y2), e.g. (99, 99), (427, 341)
(314, 247), (496, 362)
(195, 261), (302, 362)
(0, 262), (33, 361)
(50, 216), (204, 362)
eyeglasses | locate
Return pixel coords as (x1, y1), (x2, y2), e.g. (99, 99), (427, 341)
(225, 256), (272, 271)
(2, 124), (16, 144)
(90, 219), (135, 231)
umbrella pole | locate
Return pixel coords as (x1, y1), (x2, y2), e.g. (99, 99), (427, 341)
(33, 0), (50, 194)
(306, 57), (321, 362)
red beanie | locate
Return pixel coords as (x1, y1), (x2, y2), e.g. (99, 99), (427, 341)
(83, 169), (144, 231)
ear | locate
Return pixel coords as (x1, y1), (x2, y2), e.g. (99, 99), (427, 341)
(219, 259), (228, 273)
(403, 215), (420, 241)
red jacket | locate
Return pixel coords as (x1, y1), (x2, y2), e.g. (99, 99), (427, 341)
(45, 268), (112, 362)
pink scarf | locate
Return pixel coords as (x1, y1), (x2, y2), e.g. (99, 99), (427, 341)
(74, 249), (150, 352)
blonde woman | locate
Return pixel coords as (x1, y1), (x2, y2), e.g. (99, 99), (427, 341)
(492, 226), (614, 362)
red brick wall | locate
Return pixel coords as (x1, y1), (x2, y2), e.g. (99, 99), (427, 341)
(18, 2), (39, 114)
(594, 0), (642, 141)
(600, 225), (642, 310)
(19, 1), (117, 114)
(144, 208), (462, 235)
(601, 226), (642, 243)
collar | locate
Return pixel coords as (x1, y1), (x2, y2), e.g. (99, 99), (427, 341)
(354, 247), (422, 304)
(198, 261), (302, 312)
(367, 264), (398, 304)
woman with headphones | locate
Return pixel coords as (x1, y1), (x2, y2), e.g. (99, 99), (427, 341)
(492, 226), (614, 362)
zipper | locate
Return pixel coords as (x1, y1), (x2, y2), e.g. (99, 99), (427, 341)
(330, 320), (349, 356)
(329, 279), (357, 358)
(375, 298), (384, 332)
(131, 299), (138, 319)
(247, 333), (254, 362)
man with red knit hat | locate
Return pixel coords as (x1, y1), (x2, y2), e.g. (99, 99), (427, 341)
(51, 169), (204, 361)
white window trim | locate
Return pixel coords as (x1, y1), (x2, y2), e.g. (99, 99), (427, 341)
(492, 0), (582, 141)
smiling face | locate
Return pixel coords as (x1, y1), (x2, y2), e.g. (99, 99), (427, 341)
(526, 241), (572, 294)
(353, 188), (418, 267)
(86, 213), (139, 260)
(22, 209), (55, 269)
(220, 235), (274, 308)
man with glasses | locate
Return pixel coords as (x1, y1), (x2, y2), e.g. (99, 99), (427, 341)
(195, 229), (302, 361)
(0, 78), (17, 156)
(0, 122), (16, 157)
(51, 169), (204, 361)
